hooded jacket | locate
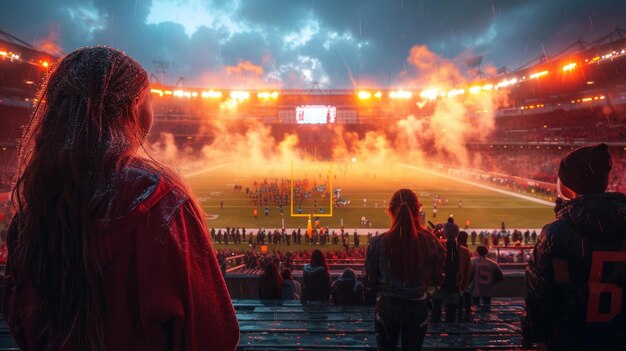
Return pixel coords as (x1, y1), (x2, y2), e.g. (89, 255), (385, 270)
(2, 161), (240, 351)
(331, 269), (365, 305)
(524, 192), (626, 349)
(301, 264), (331, 302)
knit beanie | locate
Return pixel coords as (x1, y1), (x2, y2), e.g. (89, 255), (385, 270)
(558, 144), (612, 195)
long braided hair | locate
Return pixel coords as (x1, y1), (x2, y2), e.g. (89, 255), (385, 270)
(12, 46), (149, 350)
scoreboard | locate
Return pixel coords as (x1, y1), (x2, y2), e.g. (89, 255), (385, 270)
(295, 105), (336, 124)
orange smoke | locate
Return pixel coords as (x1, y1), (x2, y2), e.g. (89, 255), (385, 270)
(35, 24), (64, 56)
(226, 60), (264, 76)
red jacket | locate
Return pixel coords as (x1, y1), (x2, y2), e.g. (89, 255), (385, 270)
(2, 163), (240, 350)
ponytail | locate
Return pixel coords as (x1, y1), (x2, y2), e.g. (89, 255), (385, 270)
(387, 198), (421, 283)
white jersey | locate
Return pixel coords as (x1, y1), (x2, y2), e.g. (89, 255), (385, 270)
(470, 256), (503, 297)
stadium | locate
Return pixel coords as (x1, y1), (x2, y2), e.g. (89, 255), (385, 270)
(1, 11), (626, 351)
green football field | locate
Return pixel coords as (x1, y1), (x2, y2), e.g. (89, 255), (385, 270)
(184, 161), (555, 232)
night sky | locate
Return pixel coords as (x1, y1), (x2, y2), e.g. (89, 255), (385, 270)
(1, 0), (626, 88)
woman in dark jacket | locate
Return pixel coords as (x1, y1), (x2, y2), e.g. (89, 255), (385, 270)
(258, 262), (282, 299)
(365, 189), (446, 351)
(301, 249), (332, 302)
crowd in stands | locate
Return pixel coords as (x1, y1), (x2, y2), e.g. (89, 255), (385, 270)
(449, 145), (626, 197)
(212, 224), (533, 278)
(493, 107), (626, 144)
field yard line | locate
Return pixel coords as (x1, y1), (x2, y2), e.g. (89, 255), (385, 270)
(183, 163), (232, 178)
(399, 163), (554, 207)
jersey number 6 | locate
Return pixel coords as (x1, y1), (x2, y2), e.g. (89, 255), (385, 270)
(586, 251), (626, 323)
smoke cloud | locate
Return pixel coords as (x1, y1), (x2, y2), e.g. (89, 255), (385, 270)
(145, 44), (508, 176)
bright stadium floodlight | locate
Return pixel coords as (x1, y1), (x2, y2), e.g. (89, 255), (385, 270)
(201, 90), (222, 98)
(374, 91), (382, 98)
(357, 90), (371, 99)
(173, 90), (184, 97)
(562, 62), (577, 72)
(392, 90), (413, 99)
(447, 88), (465, 97)
(230, 90), (250, 100)
(419, 88), (438, 100)
(468, 86), (481, 94)
(257, 91), (271, 99)
(529, 70), (549, 79)
(150, 89), (164, 97)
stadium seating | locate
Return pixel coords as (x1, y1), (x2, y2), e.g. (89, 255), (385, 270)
(233, 298), (527, 350)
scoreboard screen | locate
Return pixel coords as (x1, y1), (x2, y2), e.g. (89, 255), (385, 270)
(295, 105), (336, 124)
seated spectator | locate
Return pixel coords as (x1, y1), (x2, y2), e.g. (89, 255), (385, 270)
(258, 262), (282, 299)
(331, 268), (365, 305)
(469, 246), (503, 312)
(281, 268), (301, 300)
(301, 249), (331, 303)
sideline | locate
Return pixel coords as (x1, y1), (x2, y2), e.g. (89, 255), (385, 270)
(399, 163), (554, 207)
(183, 163), (232, 178)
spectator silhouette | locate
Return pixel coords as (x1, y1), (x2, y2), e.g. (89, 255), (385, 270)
(331, 268), (365, 305)
(281, 268), (302, 300)
(365, 189), (446, 351)
(258, 262), (282, 299)
(469, 246), (503, 312)
(524, 144), (626, 351)
(1, 47), (238, 351)
(431, 219), (471, 323)
(301, 249), (332, 303)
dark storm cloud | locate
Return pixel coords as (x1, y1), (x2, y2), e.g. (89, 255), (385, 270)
(2, 0), (626, 87)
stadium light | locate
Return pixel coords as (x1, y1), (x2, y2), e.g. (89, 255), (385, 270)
(0, 51), (7, 57)
(419, 89), (437, 100)
(173, 90), (184, 97)
(447, 88), (465, 97)
(201, 90), (222, 98)
(468, 86), (481, 94)
(529, 70), (549, 79)
(390, 90), (413, 99)
(150, 89), (164, 97)
(374, 91), (382, 98)
(496, 78), (517, 88)
(257, 91), (279, 99)
(482, 84), (493, 90)
(230, 90), (250, 100)
(42, 61), (49, 68)
(562, 62), (577, 72)
(357, 91), (371, 99)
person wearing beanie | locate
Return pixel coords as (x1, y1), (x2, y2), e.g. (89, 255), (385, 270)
(524, 144), (626, 351)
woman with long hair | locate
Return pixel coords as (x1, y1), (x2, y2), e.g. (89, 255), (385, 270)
(365, 188), (446, 351)
(301, 249), (332, 303)
(1, 47), (239, 350)
(257, 262), (282, 299)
